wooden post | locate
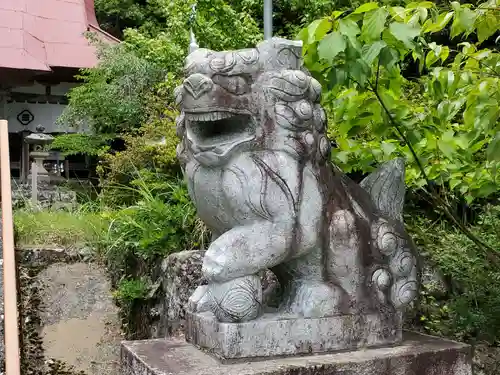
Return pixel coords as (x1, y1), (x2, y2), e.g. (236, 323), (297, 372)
(0, 119), (21, 375)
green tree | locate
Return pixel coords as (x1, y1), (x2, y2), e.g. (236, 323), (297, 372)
(300, 1), (500, 204)
(299, 0), (500, 259)
(58, 42), (167, 135)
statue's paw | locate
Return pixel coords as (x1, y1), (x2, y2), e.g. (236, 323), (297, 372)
(210, 276), (263, 323)
(187, 285), (212, 313)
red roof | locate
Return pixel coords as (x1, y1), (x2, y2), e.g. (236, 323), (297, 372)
(0, 0), (118, 73)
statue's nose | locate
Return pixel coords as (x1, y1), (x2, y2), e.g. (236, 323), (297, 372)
(184, 73), (213, 99)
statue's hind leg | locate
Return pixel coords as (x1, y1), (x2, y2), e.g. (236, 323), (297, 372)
(327, 209), (366, 314)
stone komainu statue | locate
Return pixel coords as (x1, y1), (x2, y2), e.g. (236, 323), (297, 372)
(175, 38), (419, 324)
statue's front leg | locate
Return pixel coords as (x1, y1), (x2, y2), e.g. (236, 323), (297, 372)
(203, 218), (294, 283)
(191, 218), (294, 322)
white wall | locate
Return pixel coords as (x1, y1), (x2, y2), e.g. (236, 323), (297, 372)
(5, 102), (77, 133)
(5, 82), (84, 133)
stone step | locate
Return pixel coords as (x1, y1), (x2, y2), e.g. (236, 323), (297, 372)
(121, 332), (472, 375)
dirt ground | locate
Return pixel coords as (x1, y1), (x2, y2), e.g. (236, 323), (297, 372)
(39, 262), (122, 375)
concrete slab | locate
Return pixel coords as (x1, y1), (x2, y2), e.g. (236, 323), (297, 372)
(121, 332), (472, 375)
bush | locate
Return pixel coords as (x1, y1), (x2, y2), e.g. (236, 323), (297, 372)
(97, 112), (181, 206)
(407, 205), (500, 344)
(98, 169), (208, 285)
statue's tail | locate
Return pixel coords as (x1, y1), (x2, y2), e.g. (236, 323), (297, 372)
(360, 158), (419, 310)
(360, 158), (406, 223)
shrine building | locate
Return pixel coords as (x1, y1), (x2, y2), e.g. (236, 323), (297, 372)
(0, 0), (118, 181)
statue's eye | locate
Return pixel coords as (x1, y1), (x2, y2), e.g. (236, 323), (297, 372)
(212, 75), (250, 95)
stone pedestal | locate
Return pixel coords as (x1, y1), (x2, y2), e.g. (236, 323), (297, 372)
(120, 332), (472, 375)
(186, 311), (403, 361)
(29, 151), (51, 182)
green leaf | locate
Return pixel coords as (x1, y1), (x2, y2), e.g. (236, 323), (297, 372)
(349, 59), (371, 88)
(317, 32), (347, 62)
(459, 184), (469, 195)
(486, 132), (500, 161)
(361, 40), (387, 65)
(389, 22), (420, 48)
(308, 18), (332, 43)
(417, 1), (434, 9)
(423, 12), (454, 33)
(477, 182), (498, 197)
(381, 142), (397, 156)
(307, 19), (322, 44)
(361, 8), (388, 41)
(353, 2), (379, 14)
(455, 136), (469, 149)
(477, 13), (498, 43)
(335, 151), (350, 163)
(389, 7), (407, 22)
(437, 139), (455, 158)
(425, 50), (439, 67)
(339, 19), (361, 44)
(327, 67), (348, 88)
(442, 130), (454, 142)
(332, 10), (345, 19)
(449, 178), (462, 190)
(339, 120), (354, 135)
(379, 47), (400, 71)
(440, 46), (450, 62)
(297, 28), (309, 44)
(450, 7), (477, 38)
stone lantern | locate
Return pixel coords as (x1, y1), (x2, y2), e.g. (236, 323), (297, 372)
(25, 125), (54, 182)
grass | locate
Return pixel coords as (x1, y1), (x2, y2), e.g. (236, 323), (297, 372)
(14, 206), (108, 249)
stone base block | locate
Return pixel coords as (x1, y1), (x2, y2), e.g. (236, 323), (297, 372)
(120, 332), (472, 375)
(185, 311), (402, 360)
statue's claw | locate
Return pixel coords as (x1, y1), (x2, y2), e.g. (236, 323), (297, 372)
(187, 285), (212, 313)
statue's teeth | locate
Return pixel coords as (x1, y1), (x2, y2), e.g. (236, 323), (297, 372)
(186, 111), (235, 122)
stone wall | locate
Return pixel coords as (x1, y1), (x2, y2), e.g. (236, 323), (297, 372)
(150, 250), (205, 338)
(11, 181), (77, 209)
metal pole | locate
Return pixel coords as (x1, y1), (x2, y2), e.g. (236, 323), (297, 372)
(264, 0), (273, 40)
(0, 119), (22, 375)
(189, 3), (199, 53)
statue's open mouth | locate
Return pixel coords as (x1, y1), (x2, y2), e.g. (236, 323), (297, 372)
(185, 111), (255, 151)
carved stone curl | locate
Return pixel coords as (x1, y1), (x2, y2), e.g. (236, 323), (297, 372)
(175, 38), (420, 326)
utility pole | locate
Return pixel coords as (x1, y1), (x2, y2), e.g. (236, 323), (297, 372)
(264, 0), (273, 40)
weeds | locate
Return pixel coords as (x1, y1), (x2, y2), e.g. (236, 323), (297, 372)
(14, 205), (107, 249)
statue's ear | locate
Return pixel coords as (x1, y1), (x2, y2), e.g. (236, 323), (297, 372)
(360, 158), (406, 222)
